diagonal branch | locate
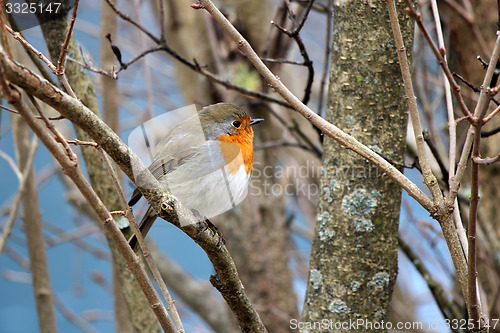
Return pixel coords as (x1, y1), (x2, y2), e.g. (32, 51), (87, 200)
(97, 147), (185, 332)
(386, 0), (470, 310)
(404, 0), (473, 120)
(56, 0), (80, 74)
(387, 0), (444, 207)
(0, 135), (37, 256)
(466, 31), (500, 331)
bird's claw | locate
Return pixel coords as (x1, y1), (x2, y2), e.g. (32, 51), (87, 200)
(196, 219), (226, 250)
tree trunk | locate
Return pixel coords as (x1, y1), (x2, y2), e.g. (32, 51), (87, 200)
(301, 1), (413, 331)
(37, 6), (160, 332)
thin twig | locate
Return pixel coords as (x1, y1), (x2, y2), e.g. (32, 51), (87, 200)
(53, 293), (99, 333)
(260, 103), (321, 156)
(43, 220), (111, 260)
(97, 147), (185, 332)
(260, 57), (307, 66)
(0, 148), (22, 181)
(45, 224), (101, 247)
(480, 127), (500, 137)
(255, 139), (315, 152)
(448, 129), (473, 205)
(104, 0), (160, 43)
(482, 103), (500, 123)
(289, 119), (322, 156)
(399, 235), (465, 325)
(423, 131), (449, 186)
(118, 46), (163, 73)
(469, 128), (482, 328)
(376, 151), (417, 169)
(389, 0), (444, 206)
(27, 95), (78, 162)
(318, 0), (333, 118)
(194, 59), (292, 107)
(292, 0), (329, 13)
(66, 57), (117, 79)
(453, 199), (468, 260)
(4, 25), (57, 72)
(0, 136), (38, 256)
(387, 0), (470, 315)
(59, 69), (77, 98)
(467, 32), (500, 331)
(0, 0), (12, 58)
(18, 24), (77, 105)
(158, 0), (165, 43)
(432, 0), (472, 264)
(453, 72), (500, 106)
(473, 154), (500, 165)
(430, 0), (455, 186)
(270, 19), (314, 104)
(404, 0), (473, 120)
(290, 0), (314, 35)
(66, 139), (99, 147)
(6, 17), (57, 86)
(56, 0), (80, 74)
(447, 35), (500, 206)
(103, 1), (293, 108)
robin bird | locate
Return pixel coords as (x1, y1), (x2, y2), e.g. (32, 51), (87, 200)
(128, 103), (263, 250)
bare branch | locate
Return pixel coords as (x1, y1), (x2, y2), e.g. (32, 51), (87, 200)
(104, 0), (160, 43)
(318, 0), (333, 118)
(387, 0), (471, 314)
(404, 0), (473, 120)
(473, 154), (500, 165)
(0, 136), (37, 256)
(97, 147), (185, 332)
(467, 32), (500, 330)
(387, 0), (444, 206)
(270, 18), (314, 104)
(5, 25), (57, 73)
(56, 0), (80, 74)
(0, 148), (22, 181)
(399, 235), (465, 324)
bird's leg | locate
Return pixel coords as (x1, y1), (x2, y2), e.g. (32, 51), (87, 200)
(192, 210), (226, 250)
(205, 219), (226, 250)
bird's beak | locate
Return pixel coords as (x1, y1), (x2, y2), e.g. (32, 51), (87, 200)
(249, 118), (264, 126)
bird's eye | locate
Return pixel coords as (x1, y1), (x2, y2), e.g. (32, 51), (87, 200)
(232, 120), (241, 128)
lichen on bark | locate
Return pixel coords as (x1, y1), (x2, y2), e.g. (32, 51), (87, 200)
(301, 1), (414, 332)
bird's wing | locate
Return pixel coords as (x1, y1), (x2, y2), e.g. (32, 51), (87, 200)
(128, 148), (198, 206)
(128, 141), (241, 206)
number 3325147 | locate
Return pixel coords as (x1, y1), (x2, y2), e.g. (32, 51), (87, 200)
(5, 2), (62, 14)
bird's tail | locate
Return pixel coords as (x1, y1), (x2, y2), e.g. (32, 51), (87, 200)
(128, 205), (158, 251)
